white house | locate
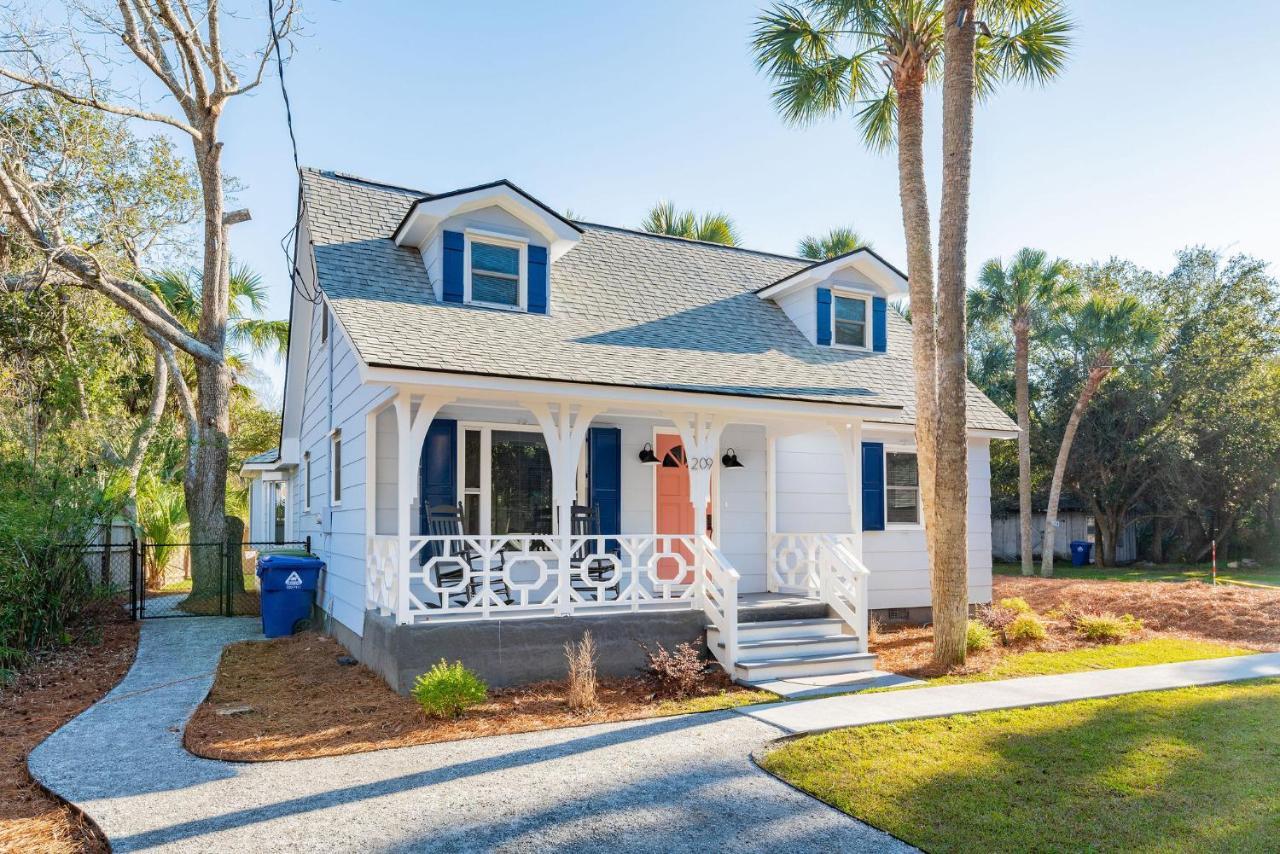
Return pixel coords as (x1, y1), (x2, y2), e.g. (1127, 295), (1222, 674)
(243, 169), (1016, 691)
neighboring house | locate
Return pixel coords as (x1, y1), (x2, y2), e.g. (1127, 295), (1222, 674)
(242, 168), (1016, 691)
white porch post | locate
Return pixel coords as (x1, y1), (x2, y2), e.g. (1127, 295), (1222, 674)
(529, 401), (602, 615)
(393, 390), (447, 625)
(833, 419), (865, 561)
(669, 411), (726, 602)
(765, 427), (778, 593)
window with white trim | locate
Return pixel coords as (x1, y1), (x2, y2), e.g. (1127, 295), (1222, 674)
(459, 424), (553, 535)
(885, 450), (920, 525)
(833, 293), (870, 348)
(467, 236), (525, 309)
(303, 451), (312, 511)
(330, 430), (342, 505)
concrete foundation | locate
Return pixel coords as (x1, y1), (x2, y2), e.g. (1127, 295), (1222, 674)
(333, 598), (828, 693)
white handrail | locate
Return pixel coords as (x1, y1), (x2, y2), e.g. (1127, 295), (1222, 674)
(816, 534), (871, 652)
(699, 535), (740, 673)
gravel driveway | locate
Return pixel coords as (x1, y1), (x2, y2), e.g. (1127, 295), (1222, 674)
(29, 618), (911, 853)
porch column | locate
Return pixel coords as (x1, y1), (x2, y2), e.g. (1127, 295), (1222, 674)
(529, 401), (603, 614)
(832, 418), (865, 561)
(393, 390), (448, 624)
(765, 427), (778, 592)
(668, 411), (726, 601)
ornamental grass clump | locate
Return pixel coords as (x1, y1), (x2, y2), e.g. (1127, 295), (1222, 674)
(998, 597), (1034, 615)
(1006, 612), (1048, 643)
(966, 620), (995, 652)
(1075, 612), (1143, 643)
(564, 631), (599, 712)
(411, 659), (487, 718)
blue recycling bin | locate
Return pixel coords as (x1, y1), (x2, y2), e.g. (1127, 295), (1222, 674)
(257, 553), (324, 638)
(1070, 540), (1093, 567)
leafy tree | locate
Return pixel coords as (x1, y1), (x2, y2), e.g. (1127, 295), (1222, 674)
(640, 201), (740, 246)
(970, 248), (1073, 574)
(753, 0), (1072, 663)
(798, 226), (874, 259)
(1040, 290), (1158, 575)
(0, 1), (299, 600)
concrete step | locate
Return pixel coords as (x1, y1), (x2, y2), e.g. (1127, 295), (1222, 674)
(709, 617), (849, 642)
(725, 634), (863, 660)
(734, 651), (879, 681)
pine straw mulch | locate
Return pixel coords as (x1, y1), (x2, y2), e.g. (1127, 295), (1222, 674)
(995, 575), (1280, 648)
(185, 633), (771, 763)
(870, 575), (1280, 679)
(0, 606), (139, 854)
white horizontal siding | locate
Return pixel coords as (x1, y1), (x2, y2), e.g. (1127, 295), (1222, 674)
(775, 430), (995, 609)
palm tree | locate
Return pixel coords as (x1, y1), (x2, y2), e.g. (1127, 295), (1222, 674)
(148, 263), (289, 374)
(640, 201), (740, 246)
(1040, 292), (1158, 576)
(798, 226), (874, 260)
(753, 0), (1071, 665)
(970, 248), (1074, 576)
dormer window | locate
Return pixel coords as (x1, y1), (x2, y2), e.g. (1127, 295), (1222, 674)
(467, 234), (525, 309)
(833, 292), (871, 349)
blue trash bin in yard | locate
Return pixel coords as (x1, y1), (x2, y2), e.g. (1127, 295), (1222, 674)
(1070, 540), (1093, 567)
(257, 554), (324, 638)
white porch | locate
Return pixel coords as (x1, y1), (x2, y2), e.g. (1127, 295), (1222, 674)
(361, 379), (890, 676)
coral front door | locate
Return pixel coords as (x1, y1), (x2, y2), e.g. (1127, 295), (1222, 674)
(655, 433), (709, 582)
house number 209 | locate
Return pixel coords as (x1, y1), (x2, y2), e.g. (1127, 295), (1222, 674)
(690, 457), (715, 470)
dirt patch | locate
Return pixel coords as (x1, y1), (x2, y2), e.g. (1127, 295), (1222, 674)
(185, 633), (772, 762)
(0, 606), (139, 854)
(869, 576), (1278, 679)
(995, 576), (1280, 648)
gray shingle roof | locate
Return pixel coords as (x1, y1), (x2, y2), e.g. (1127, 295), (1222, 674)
(300, 169), (1015, 431)
(243, 448), (279, 465)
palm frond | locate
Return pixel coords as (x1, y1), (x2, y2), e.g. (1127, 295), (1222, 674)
(797, 225), (873, 260)
(855, 86), (897, 152)
(231, 318), (289, 358)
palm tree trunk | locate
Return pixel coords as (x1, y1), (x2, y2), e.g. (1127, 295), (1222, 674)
(930, 0), (977, 666)
(1042, 365), (1109, 576)
(1014, 314), (1034, 575)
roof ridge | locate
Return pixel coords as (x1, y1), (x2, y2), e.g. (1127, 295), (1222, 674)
(574, 221), (809, 263)
(298, 166), (813, 263)
(301, 166), (428, 196)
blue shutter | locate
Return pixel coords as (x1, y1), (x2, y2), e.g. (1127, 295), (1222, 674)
(872, 296), (887, 352)
(527, 244), (549, 314)
(816, 287), (832, 345)
(442, 231), (464, 303)
(418, 419), (457, 534)
(862, 441), (885, 532)
(588, 427), (622, 551)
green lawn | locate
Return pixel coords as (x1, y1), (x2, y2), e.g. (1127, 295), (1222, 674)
(994, 561), (1280, 588)
(761, 678), (1280, 853)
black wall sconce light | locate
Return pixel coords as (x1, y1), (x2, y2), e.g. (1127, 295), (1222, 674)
(721, 448), (745, 469)
(638, 442), (660, 464)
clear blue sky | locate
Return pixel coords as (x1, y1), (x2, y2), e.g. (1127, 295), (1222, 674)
(215, 0), (1280, 401)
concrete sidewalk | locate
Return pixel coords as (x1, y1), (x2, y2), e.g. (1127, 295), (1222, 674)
(737, 652), (1280, 734)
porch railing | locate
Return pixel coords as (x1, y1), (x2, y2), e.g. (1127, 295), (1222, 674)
(767, 532), (870, 651)
(699, 534), (740, 672)
(367, 532), (713, 624)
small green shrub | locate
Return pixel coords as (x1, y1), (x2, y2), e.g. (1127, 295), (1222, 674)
(998, 597), (1034, 615)
(1007, 612), (1048, 643)
(1075, 613), (1143, 643)
(966, 620), (995, 652)
(411, 659), (488, 718)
